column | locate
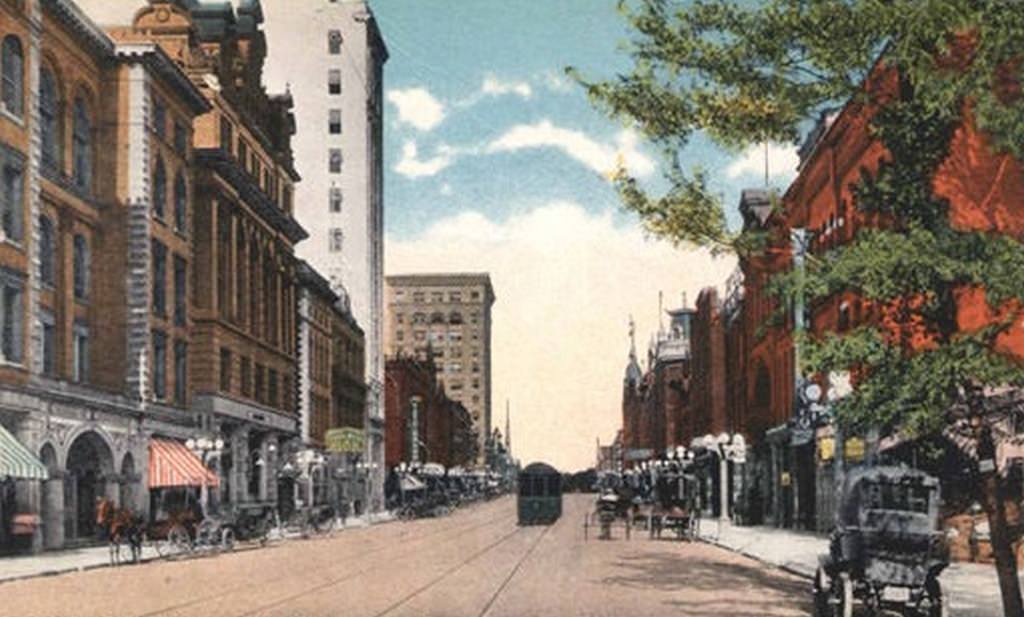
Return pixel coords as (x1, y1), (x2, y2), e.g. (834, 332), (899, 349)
(42, 471), (64, 550)
(232, 426), (249, 504)
(263, 434), (279, 504)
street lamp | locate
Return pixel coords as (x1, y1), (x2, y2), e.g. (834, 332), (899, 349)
(186, 436), (224, 513)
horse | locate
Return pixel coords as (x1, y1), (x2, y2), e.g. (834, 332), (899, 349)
(96, 498), (144, 565)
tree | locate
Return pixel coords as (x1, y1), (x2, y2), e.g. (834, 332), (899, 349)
(573, 1), (1024, 614)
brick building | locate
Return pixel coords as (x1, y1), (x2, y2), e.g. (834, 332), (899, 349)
(620, 300), (695, 466)
(384, 273), (495, 462)
(384, 356), (476, 469)
(690, 288), (728, 440)
(0, 0), (215, 552)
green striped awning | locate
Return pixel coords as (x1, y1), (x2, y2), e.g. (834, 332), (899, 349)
(0, 424), (48, 481)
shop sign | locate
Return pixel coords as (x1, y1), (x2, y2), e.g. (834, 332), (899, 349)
(845, 437), (865, 462)
(780, 471), (792, 486)
(819, 437), (835, 462)
(325, 427), (364, 453)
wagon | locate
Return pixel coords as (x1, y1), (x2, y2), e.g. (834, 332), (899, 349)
(649, 470), (699, 541)
(813, 466), (949, 617)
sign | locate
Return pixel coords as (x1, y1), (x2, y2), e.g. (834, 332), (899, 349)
(780, 472), (791, 486)
(791, 427), (815, 446)
(819, 437), (835, 462)
(845, 437), (865, 462)
(625, 448), (654, 461)
(325, 427), (365, 453)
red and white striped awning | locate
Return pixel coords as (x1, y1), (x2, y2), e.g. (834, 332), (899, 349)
(148, 439), (219, 488)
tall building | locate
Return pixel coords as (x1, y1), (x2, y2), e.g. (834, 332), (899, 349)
(290, 0), (388, 512)
(385, 274), (495, 461)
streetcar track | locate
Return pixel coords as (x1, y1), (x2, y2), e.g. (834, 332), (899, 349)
(477, 522), (554, 617)
(370, 526), (527, 617)
(242, 514), (522, 617)
(136, 500), (515, 617)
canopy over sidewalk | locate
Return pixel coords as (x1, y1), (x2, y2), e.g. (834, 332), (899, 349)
(148, 439), (219, 488)
(0, 424), (47, 480)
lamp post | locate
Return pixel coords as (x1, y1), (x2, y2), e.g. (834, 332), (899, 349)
(186, 436), (224, 514)
(702, 433), (746, 522)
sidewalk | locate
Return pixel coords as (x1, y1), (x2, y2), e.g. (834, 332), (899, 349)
(0, 511), (395, 586)
(697, 519), (1009, 617)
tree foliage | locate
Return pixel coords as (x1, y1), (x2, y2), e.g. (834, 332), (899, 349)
(575, 0), (1024, 439)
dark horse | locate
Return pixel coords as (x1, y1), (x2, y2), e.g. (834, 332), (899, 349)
(96, 498), (144, 565)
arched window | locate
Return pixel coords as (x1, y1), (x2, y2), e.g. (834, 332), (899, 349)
(152, 157), (166, 219)
(73, 234), (89, 300)
(72, 97), (92, 191)
(449, 311), (463, 325)
(173, 171), (186, 232)
(39, 68), (61, 169)
(1, 36), (24, 117)
(39, 215), (54, 286)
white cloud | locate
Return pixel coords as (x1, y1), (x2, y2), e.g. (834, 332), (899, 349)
(481, 74), (533, 99)
(394, 141), (455, 178)
(486, 120), (656, 179)
(386, 202), (736, 470)
(726, 142), (800, 180)
(439, 183), (453, 196)
(386, 87), (446, 131)
(541, 70), (573, 93)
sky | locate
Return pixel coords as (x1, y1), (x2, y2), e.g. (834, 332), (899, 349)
(78, 0), (798, 471)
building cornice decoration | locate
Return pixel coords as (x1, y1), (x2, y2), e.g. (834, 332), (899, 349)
(195, 148), (308, 243)
(41, 0), (115, 61)
(115, 43), (212, 115)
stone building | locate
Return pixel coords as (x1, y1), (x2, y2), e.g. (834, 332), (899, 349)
(289, 0), (388, 513)
(0, 0), (213, 552)
(385, 273), (495, 462)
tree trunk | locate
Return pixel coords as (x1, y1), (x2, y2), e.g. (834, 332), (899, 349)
(977, 426), (1024, 617)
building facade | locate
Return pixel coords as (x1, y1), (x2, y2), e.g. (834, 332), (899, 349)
(290, 0), (388, 512)
(385, 273), (495, 461)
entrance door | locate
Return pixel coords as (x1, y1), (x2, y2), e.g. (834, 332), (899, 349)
(796, 444), (816, 530)
(64, 432), (113, 542)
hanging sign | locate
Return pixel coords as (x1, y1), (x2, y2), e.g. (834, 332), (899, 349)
(325, 427), (364, 453)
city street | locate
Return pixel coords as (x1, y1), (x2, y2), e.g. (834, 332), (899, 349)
(1, 495), (810, 617)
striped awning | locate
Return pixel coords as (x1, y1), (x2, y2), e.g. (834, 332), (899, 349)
(148, 439), (219, 488)
(0, 424), (48, 481)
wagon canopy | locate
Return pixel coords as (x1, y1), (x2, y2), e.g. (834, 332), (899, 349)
(836, 465), (939, 530)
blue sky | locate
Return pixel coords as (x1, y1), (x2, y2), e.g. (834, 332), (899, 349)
(371, 0), (797, 239)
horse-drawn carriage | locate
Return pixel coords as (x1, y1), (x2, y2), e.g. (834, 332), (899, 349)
(648, 469), (700, 541)
(813, 466), (949, 617)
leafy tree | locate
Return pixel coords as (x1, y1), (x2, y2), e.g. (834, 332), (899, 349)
(573, 1), (1024, 614)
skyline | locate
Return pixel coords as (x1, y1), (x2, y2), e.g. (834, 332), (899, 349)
(76, 0), (796, 470)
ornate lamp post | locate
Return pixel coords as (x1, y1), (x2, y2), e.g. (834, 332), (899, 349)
(702, 433), (747, 522)
(186, 436), (224, 513)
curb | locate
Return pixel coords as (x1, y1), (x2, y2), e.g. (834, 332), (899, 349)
(698, 535), (815, 582)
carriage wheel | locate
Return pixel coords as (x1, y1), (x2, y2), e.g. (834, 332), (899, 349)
(220, 527), (235, 552)
(832, 572), (853, 617)
(168, 525), (191, 555)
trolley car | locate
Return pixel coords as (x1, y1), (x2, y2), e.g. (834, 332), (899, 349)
(518, 462), (562, 525)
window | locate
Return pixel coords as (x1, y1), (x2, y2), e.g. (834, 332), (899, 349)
(152, 329), (167, 400)
(174, 172), (187, 232)
(254, 363), (265, 403)
(449, 311), (463, 325)
(152, 239), (166, 316)
(40, 68), (61, 169)
(329, 228), (343, 252)
(220, 117), (233, 154)
(240, 356), (252, 396)
(174, 340), (187, 404)
(250, 152), (259, 178)
(73, 234), (89, 300)
(174, 121), (187, 155)
(412, 312), (426, 325)
(237, 139), (248, 169)
(268, 368), (278, 408)
(152, 157), (166, 219)
(328, 30), (342, 54)
(2, 162), (23, 242)
(282, 185), (292, 213)
(0, 280), (23, 363)
(40, 310), (55, 376)
(396, 330), (404, 341)
(328, 69), (341, 95)
(412, 292), (425, 303)
(39, 215), (54, 286)
(471, 291), (480, 300)
(173, 254), (187, 326)
(395, 313), (404, 324)
(1, 36), (23, 117)
(449, 292), (462, 303)
(72, 322), (88, 382)
(329, 148), (342, 173)
(72, 98), (92, 191)
(220, 347), (232, 392)
(152, 97), (166, 138)
(431, 292), (443, 303)
(329, 187), (342, 212)
(329, 109), (341, 134)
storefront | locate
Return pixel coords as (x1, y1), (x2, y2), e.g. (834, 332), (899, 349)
(0, 423), (48, 554)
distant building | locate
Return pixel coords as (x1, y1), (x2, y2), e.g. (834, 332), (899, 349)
(290, 0), (388, 512)
(385, 273), (495, 461)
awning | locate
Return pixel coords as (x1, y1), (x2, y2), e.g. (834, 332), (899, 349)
(399, 475), (426, 492)
(0, 424), (47, 480)
(149, 439), (219, 488)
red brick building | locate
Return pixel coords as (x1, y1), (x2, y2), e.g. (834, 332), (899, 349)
(384, 356), (475, 469)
